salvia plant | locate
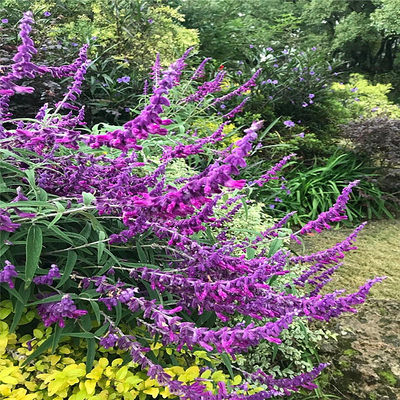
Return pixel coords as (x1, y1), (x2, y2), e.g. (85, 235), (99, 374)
(0, 12), (385, 399)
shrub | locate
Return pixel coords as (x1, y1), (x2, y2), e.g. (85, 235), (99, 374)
(0, 12), (384, 399)
(0, 1), (199, 124)
(331, 73), (400, 120)
(247, 151), (394, 226)
(227, 46), (341, 139)
(340, 117), (400, 196)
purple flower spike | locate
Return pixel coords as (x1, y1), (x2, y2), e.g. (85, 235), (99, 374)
(299, 180), (360, 235)
(43, 11), (51, 17)
(1, 18), (9, 24)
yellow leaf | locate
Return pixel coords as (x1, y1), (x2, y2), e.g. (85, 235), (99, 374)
(85, 380), (97, 395)
(0, 337), (7, 354)
(25, 381), (37, 391)
(201, 370), (212, 379)
(98, 358), (109, 368)
(160, 386), (171, 398)
(211, 371), (226, 382)
(232, 375), (242, 385)
(144, 378), (156, 388)
(0, 385), (11, 397)
(58, 346), (71, 354)
(0, 322), (8, 336)
(116, 382), (124, 393)
(48, 379), (67, 396)
(168, 366), (184, 376)
(48, 355), (61, 366)
(125, 376), (143, 387)
(86, 366), (103, 381)
(111, 358), (123, 367)
(33, 329), (44, 339)
(129, 389), (139, 399)
(1, 375), (18, 385)
(143, 387), (159, 398)
(115, 366), (128, 380)
(179, 366), (200, 383)
(0, 308), (11, 320)
(150, 342), (162, 351)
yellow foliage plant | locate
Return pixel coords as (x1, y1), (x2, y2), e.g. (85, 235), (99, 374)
(0, 303), (249, 400)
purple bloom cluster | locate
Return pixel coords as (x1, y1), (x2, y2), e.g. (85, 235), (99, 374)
(37, 294), (88, 327)
(117, 76), (131, 84)
(33, 264), (61, 285)
(0, 208), (21, 232)
(0, 261), (18, 288)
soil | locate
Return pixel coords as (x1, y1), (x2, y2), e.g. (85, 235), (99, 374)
(320, 298), (400, 399)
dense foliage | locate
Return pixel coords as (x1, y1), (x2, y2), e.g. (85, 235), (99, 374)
(341, 117), (400, 196)
(179, 0), (400, 75)
(0, 12), (386, 399)
(0, 0), (198, 124)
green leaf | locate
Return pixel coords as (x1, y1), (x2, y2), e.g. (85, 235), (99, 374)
(24, 225), (43, 288)
(115, 302), (122, 325)
(51, 325), (63, 352)
(241, 197), (249, 220)
(82, 192), (95, 206)
(24, 169), (37, 192)
(94, 323), (109, 337)
(47, 201), (65, 229)
(246, 247), (256, 259)
(66, 332), (95, 339)
(56, 251), (77, 288)
(42, 222), (74, 245)
(28, 293), (77, 306)
(86, 338), (96, 373)
(267, 239), (283, 257)
(10, 284), (32, 333)
(97, 231), (106, 264)
(2, 284), (24, 304)
(221, 353), (234, 379)
(136, 241), (148, 263)
(22, 336), (53, 366)
(90, 301), (101, 325)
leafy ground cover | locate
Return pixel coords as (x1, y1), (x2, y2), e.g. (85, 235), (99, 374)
(295, 219), (400, 300)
